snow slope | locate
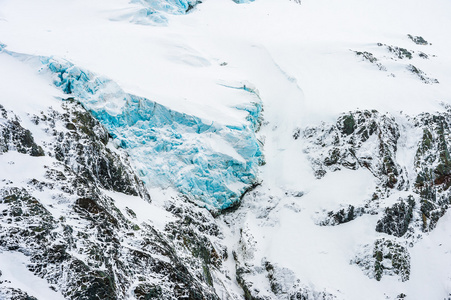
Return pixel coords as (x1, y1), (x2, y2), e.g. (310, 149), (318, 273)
(1, 0), (451, 299)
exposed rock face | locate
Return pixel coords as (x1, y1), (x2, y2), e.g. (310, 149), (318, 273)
(375, 196), (415, 237)
(407, 34), (429, 45)
(386, 45), (413, 60)
(414, 113), (451, 192)
(318, 205), (365, 226)
(352, 39), (438, 83)
(300, 108), (451, 282)
(406, 64), (439, 84)
(235, 257), (336, 300)
(0, 105), (44, 157)
(352, 238), (410, 282)
(302, 108), (451, 212)
(302, 110), (407, 198)
(0, 100), (224, 299)
(0, 287), (39, 300)
(413, 112), (451, 231)
(34, 98), (150, 199)
(354, 51), (387, 71)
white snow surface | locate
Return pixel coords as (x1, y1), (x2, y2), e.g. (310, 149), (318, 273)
(1, 0), (451, 299)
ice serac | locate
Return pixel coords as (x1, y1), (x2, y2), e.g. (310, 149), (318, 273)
(35, 55), (262, 211)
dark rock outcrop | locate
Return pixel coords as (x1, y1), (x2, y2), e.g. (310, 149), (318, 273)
(352, 238), (410, 282)
(376, 196), (415, 237)
(319, 205), (365, 226)
(303, 110), (407, 197)
(302, 109), (451, 236)
(0, 104), (44, 157)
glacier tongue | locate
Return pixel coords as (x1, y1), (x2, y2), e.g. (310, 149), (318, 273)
(11, 52), (263, 210)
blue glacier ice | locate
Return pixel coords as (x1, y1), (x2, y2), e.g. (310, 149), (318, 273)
(131, 0), (200, 14)
(123, 0), (200, 25)
(120, 0), (253, 25)
(0, 47), (263, 210)
(233, 0), (255, 3)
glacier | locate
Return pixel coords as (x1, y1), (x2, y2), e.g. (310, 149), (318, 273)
(111, 0), (201, 25)
(122, 0), (252, 25)
(232, 0), (255, 3)
(131, 0), (200, 14)
(0, 48), (262, 210)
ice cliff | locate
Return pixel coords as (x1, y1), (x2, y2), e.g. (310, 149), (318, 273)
(51, 61), (261, 210)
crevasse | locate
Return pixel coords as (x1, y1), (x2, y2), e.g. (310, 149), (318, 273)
(39, 56), (262, 210)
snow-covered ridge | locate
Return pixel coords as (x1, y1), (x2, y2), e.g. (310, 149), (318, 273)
(0, 47), (263, 210)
